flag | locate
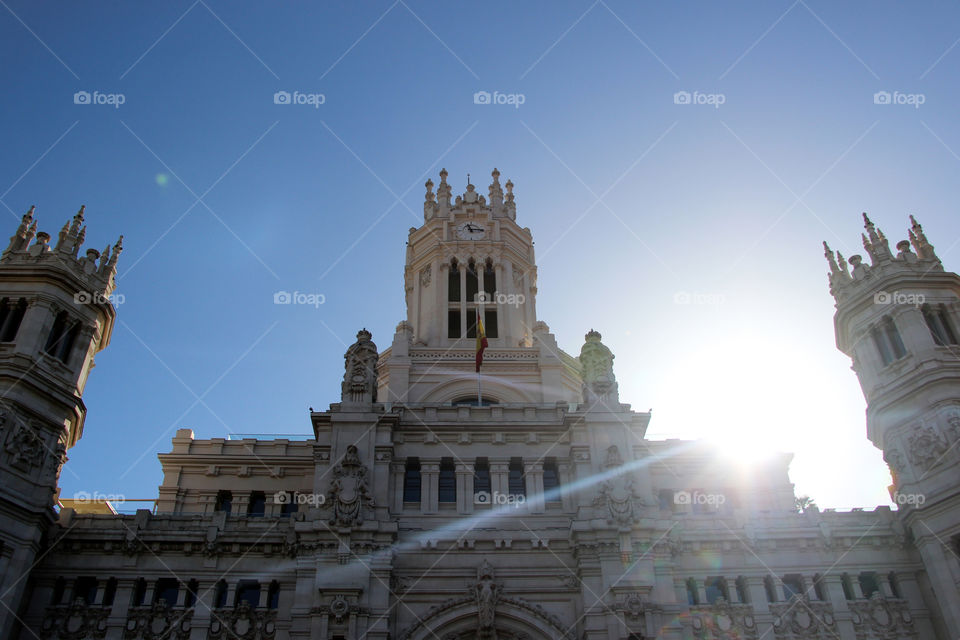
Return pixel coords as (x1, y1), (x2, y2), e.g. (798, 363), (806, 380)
(475, 310), (488, 372)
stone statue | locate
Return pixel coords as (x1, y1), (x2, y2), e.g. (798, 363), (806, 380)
(579, 330), (619, 404)
(341, 329), (378, 405)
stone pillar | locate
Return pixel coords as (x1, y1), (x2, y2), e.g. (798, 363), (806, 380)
(457, 463), (474, 514)
(12, 298), (52, 357)
(725, 578), (740, 604)
(913, 536), (960, 633)
(822, 575), (855, 639)
(524, 462), (544, 513)
(188, 580), (215, 640)
(459, 268), (467, 338)
(105, 580), (135, 640)
(390, 462), (405, 513)
(421, 463), (439, 514)
(558, 462), (574, 512)
(746, 577), (774, 638)
(490, 462), (509, 499)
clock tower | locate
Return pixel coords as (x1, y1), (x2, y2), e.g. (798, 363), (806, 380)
(377, 169), (583, 404)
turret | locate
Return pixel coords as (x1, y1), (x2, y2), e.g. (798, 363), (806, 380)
(0, 204), (123, 638)
(825, 212), (960, 634)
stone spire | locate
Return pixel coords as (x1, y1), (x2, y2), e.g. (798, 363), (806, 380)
(488, 168), (503, 212)
(423, 178), (437, 221)
(861, 212), (891, 262)
(504, 178), (516, 219)
(908, 215), (938, 262)
(437, 168), (452, 217)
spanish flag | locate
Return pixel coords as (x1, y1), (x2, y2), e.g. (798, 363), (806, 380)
(475, 310), (488, 372)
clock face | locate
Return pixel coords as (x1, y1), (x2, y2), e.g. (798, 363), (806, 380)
(456, 221), (486, 240)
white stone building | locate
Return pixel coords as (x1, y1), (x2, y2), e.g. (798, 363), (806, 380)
(1, 173), (958, 639)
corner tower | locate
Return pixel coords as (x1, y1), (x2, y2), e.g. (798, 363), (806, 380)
(825, 213), (960, 635)
(0, 205), (122, 637)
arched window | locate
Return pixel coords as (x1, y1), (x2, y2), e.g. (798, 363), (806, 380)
(0, 297), (27, 342)
(44, 310), (80, 363)
(448, 259), (461, 339)
(871, 317), (906, 366)
(215, 490), (232, 514)
(473, 458), (491, 497)
(922, 303), (958, 346)
(403, 457), (421, 502)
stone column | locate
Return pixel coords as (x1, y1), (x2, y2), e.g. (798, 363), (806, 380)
(725, 578), (740, 604)
(822, 575), (855, 639)
(457, 463), (474, 514)
(105, 580), (135, 640)
(524, 462), (544, 513)
(459, 267), (467, 338)
(390, 462), (405, 513)
(12, 298), (52, 357)
(490, 462), (509, 500)
(188, 580), (216, 640)
(746, 577), (774, 639)
(421, 463), (439, 514)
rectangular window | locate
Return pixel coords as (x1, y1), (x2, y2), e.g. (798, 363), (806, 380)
(438, 457), (456, 503)
(508, 458), (525, 496)
(448, 265), (460, 302)
(858, 572), (880, 598)
(74, 577), (98, 605)
(841, 574), (854, 600)
(484, 309), (498, 339)
(235, 581), (261, 608)
(403, 458), (421, 502)
(542, 458), (560, 501)
(873, 327), (894, 365)
(132, 579), (147, 607)
(474, 458), (491, 494)
(215, 490), (232, 514)
(466, 263), (479, 302)
(102, 578), (117, 607)
(448, 309), (461, 339)
(0, 298), (27, 342)
(247, 491), (266, 517)
(704, 577), (727, 604)
(279, 493), (298, 516)
(185, 580), (198, 608)
(214, 580), (228, 608)
(154, 578), (179, 607)
(782, 574), (803, 599)
(735, 576), (749, 604)
(887, 571), (901, 598)
(813, 574), (826, 601)
(763, 575), (778, 602)
(686, 578), (699, 605)
(467, 311), (477, 339)
(886, 318), (907, 359)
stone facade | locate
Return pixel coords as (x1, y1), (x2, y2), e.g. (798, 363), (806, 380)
(1, 181), (958, 639)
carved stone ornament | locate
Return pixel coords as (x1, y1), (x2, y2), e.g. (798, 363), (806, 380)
(689, 597), (758, 639)
(473, 560), (503, 638)
(3, 409), (47, 470)
(327, 445), (373, 527)
(420, 265), (432, 287)
(906, 425), (947, 471)
(592, 446), (645, 525)
(122, 601), (193, 639)
(579, 330), (619, 403)
(848, 593), (915, 640)
(41, 599), (110, 639)
(341, 329), (378, 404)
(207, 602), (276, 640)
(883, 446), (907, 474)
(769, 595), (836, 639)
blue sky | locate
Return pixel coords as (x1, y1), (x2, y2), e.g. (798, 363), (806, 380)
(2, 1), (959, 510)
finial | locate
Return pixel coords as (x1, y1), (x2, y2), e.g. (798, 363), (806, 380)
(823, 241), (839, 274)
(492, 167), (500, 180)
(862, 212), (873, 227)
(439, 168), (448, 183)
(467, 172), (470, 185)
